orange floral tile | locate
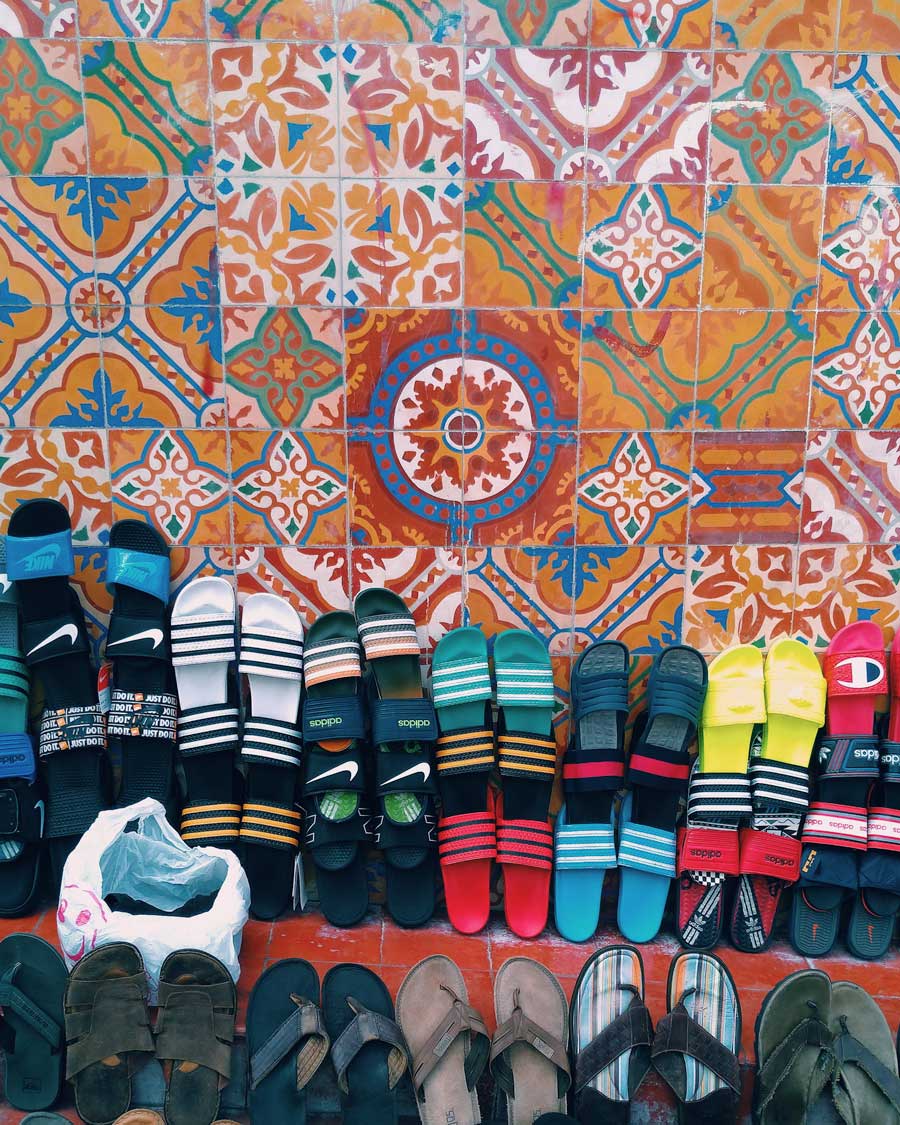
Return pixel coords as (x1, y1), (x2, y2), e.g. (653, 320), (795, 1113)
(0, 40), (84, 174)
(801, 429), (900, 544)
(831, 56), (900, 187)
(820, 186), (900, 311)
(78, 0), (204, 34)
(591, 0), (711, 47)
(838, 0), (900, 50)
(811, 311), (900, 429)
(235, 545), (350, 618)
(338, 0), (463, 43)
(714, 0), (835, 50)
(210, 0), (333, 38)
(793, 545), (900, 646)
(1, 0), (75, 35)
(467, 0), (589, 44)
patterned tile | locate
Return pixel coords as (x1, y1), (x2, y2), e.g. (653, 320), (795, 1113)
(0, 429), (111, 543)
(465, 47), (588, 181)
(109, 428), (230, 544)
(338, 0), (463, 44)
(465, 181), (583, 307)
(82, 42), (211, 176)
(583, 184), (703, 308)
(0, 41), (83, 175)
(0, 0), (75, 35)
(210, 0), (333, 39)
(225, 306), (343, 428)
(838, 0), (900, 51)
(703, 184), (821, 308)
(341, 45), (463, 178)
(812, 311), (900, 428)
(466, 0), (589, 46)
(690, 430), (805, 544)
(343, 179), (462, 306)
(820, 186), (900, 310)
(586, 51), (710, 183)
(170, 545), (236, 597)
(577, 431), (690, 544)
(710, 53), (831, 184)
(231, 429), (347, 545)
(217, 178), (340, 305)
(580, 310), (697, 429)
(695, 310), (814, 429)
(714, 0), (835, 49)
(793, 545), (900, 646)
(236, 546), (351, 618)
(72, 546), (110, 656)
(79, 0), (205, 34)
(801, 430), (900, 543)
(350, 546), (463, 648)
(683, 544), (795, 651)
(830, 57), (900, 187)
(212, 44), (338, 178)
(591, 0), (711, 47)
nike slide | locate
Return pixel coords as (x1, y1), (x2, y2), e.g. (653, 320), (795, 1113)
(172, 577), (241, 850)
(433, 626), (497, 935)
(239, 593), (304, 920)
(105, 519), (177, 816)
(6, 499), (108, 887)
(355, 588), (438, 928)
(300, 611), (370, 927)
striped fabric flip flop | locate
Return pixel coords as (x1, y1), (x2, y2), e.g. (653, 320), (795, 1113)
(433, 627), (497, 934)
(172, 577), (241, 850)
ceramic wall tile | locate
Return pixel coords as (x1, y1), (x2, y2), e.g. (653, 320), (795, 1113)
(0, 41), (84, 174)
(837, 0), (900, 51)
(820, 186), (900, 311)
(79, 0), (205, 35)
(793, 545), (900, 645)
(236, 546), (351, 617)
(2, 0), (75, 35)
(338, 0), (463, 44)
(211, 0), (333, 39)
(831, 57), (900, 187)
(465, 546), (574, 653)
(466, 0), (589, 46)
(801, 430), (900, 543)
(812, 311), (900, 428)
(714, 0), (834, 49)
(590, 0), (711, 48)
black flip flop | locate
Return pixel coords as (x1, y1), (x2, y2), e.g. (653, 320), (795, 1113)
(7, 498), (108, 887)
(247, 958), (330, 1124)
(105, 519), (177, 815)
(0, 933), (67, 1111)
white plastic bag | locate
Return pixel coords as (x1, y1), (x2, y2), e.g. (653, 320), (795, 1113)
(58, 798), (250, 1001)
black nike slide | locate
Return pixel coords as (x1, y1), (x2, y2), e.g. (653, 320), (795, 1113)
(7, 499), (108, 887)
(106, 519), (177, 817)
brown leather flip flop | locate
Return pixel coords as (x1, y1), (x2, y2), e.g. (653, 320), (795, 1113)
(490, 958), (571, 1125)
(396, 954), (490, 1125)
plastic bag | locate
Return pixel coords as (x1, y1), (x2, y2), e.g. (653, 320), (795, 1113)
(58, 798), (250, 1001)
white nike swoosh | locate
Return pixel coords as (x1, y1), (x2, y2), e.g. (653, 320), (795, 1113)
(307, 761), (359, 785)
(27, 622), (78, 656)
(34, 800), (44, 836)
(0, 575), (10, 594)
(382, 762), (431, 786)
(107, 627), (164, 650)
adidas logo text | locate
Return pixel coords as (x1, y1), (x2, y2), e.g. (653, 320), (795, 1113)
(398, 719), (431, 728)
(309, 717), (342, 728)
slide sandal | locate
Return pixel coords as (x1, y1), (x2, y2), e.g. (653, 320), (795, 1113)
(617, 645), (707, 944)
(791, 621), (885, 957)
(653, 951), (742, 1124)
(157, 950), (237, 1125)
(0, 538), (44, 917)
(555, 641), (628, 943)
(0, 933), (66, 1111)
(322, 962), (413, 1125)
(852, 629), (900, 959)
(22, 1115), (75, 1124)
(569, 945), (653, 1124)
(105, 519), (177, 816)
(65, 942), (155, 1125)
(246, 958), (330, 1125)
(432, 626), (497, 935)
(493, 629), (557, 938)
(490, 958), (571, 1125)
(7, 498), (108, 887)
(830, 981), (900, 1122)
(238, 593), (304, 920)
(171, 577), (241, 851)
(676, 646), (761, 950)
(731, 639), (825, 952)
(300, 610), (370, 927)
(396, 954), (489, 1125)
(355, 588), (439, 928)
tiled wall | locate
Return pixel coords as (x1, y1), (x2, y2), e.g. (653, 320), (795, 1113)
(1, 0), (899, 703)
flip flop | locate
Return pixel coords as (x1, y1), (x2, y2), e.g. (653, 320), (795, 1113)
(432, 626), (496, 935)
(830, 981), (900, 1122)
(555, 641), (628, 943)
(493, 629), (557, 939)
(6, 498), (108, 886)
(569, 945), (653, 1123)
(157, 949), (237, 1125)
(490, 957), (571, 1125)
(238, 593), (304, 920)
(730, 639), (825, 952)
(22, 1115), (76, 1124)
(653, 951), (742, 1123)
(322, 962), (414, 1125)
(617, 645), (707, 944)
(105, 519), (177, 816)
(0, 933), (67, 1111)
(396, 954), (490, 1125)
(676, 646), (761, 950)
(246, 958), (330, 1125)
(791, 621), (886, 957)
(65, 942), (155, 1125)
(852, 629), (900, 959)
(300, 610), (370, 927)
(355, 589), (439, 928)
(172, 577), (242, 851)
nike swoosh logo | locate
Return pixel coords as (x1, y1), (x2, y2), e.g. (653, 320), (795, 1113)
(307, 762), (359, 785)
(34, 800), (44, 836)
(382, 762), (431, 786)
(107, 627), (164, 650)
(0, 575), (10, 594)
(27, 622), (78, 656)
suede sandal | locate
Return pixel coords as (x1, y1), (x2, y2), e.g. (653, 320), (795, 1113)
(830, 982), (900, 1123)
(156, 949), (237, 1125)
(64, 942), (155, 1125)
